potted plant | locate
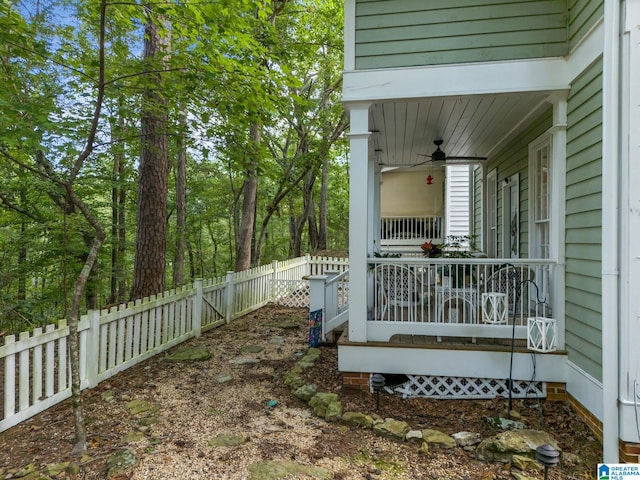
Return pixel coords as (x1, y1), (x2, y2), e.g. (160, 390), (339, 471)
(420, 240), (442, 258)
(423, 235), (478, 288)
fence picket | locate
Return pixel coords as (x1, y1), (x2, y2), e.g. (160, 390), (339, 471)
(58, 321), (67, 393)
(0, 255), (341, 433)
(19, 332), (29, 411)
(4, 335), (16, 419)
(45, 325), (55, 397)
(32, 328), (43, 404)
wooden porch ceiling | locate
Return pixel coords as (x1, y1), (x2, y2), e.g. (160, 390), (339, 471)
(369, 93), (550, 168)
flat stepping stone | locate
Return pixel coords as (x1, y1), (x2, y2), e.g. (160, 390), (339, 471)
(264, 319), (301, 329)
(102, 390), (115, 402)
(229, 357), (261, 365)
(216, 374), (233, 384)
(242, 345), (264, 353)
(127, 400), (155, 416)
(123, 431), (145, 443)
(106, 449), (137, 478)
(163, 346), (211, 362)
(138, 417), (158, 427)
(209, 434), (246, 447)
(248, 460), (330, 479)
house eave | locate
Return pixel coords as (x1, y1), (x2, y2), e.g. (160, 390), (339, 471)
(343, 57), (570, 104)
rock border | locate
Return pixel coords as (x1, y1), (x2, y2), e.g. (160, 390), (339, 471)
(289, 347), (567, 475)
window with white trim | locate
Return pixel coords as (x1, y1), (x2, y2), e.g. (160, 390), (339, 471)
(530, 136), (551, 259)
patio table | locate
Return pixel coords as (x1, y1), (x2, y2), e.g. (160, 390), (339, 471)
(435, 285), (479, 324)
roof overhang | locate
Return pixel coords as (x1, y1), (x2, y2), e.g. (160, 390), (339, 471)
(343, 58), (570, 168)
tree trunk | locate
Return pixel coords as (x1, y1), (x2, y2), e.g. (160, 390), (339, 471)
(234, 123), (260, 272)
(17, 221), (26, 301)
(117, 134), (127, 302)
(290, 175), (315, 257)
(318, 156), (328, 250)
(132, 10), (168, 299)
(173, 106), (187, 287)
(109, 104), (126, 305)
(301, 170), (316, 252)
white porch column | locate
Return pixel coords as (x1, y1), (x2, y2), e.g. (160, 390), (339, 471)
(548, 95), (567, 350)
(601, 0), (621, 462)
(347, 103), (371, 342)
(618, 0), (640, 446)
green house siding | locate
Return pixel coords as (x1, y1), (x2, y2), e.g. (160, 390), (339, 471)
(483, 108), (553, 257)
(355, 0), (569, 70)
(568, 0), (603, 50)
(565, 57), (603, 381)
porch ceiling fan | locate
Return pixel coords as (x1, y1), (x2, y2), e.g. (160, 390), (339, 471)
(415, 140), (488, 166)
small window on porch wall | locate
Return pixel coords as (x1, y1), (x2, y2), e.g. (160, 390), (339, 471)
(529, 136), (551, 260)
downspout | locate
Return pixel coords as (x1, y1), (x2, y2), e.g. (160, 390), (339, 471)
(601, 0), (621, 463)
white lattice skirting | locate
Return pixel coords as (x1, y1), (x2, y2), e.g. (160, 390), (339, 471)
(272, 279), (309, 308)
(379, 375), (546, 400)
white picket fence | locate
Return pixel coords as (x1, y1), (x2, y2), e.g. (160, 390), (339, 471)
(0, 255), (348, 433)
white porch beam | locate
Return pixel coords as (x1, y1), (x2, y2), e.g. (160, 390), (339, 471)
(347, 103), (371, 342)
(343, 58), (569, 103)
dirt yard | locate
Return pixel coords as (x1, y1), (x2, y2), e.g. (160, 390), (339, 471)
(0, 305), (601, 479)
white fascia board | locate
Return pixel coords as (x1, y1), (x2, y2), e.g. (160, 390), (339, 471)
(343, 58), (569, 103)
(567, 18), (604, 83)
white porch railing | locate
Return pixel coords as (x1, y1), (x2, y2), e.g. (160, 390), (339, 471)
(0, 255), (340, 433)
(380, 215), (443, 248)
(308, 270), (350, 341)
(366, 258), (558, 343)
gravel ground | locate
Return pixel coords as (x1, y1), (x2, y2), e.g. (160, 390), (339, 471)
(0, 305), (601, 479)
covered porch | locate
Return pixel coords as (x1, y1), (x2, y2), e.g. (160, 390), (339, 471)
(332, 256), (567, 397)
(335, 64), (570, 393)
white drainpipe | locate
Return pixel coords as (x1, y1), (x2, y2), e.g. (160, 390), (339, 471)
(601, 0), (621, 463)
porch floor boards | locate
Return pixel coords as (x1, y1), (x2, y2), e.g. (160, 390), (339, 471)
(337, 330), (566, 355)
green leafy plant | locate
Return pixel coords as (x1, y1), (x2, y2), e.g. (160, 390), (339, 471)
(430, 235), (479, 287)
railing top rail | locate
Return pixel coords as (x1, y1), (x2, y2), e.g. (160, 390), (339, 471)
(368, 257), (556, 265)
(326, 270), (349, 285)
(381, 215), (441, 219)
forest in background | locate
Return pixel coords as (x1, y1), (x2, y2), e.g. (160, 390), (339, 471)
(0, 0), (349, 335)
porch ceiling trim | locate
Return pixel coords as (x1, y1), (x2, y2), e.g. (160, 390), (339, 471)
(343, 57), (569, 103)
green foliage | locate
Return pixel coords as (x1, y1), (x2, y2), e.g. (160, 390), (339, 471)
(0, 0), (349, 334)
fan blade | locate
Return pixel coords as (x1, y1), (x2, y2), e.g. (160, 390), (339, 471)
(411, 158), (445, 168)
(446, 155), (488, 161)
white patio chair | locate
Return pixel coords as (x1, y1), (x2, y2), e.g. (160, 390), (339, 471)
(374, 265), (429, 321)
(483, 265), (535, 318)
